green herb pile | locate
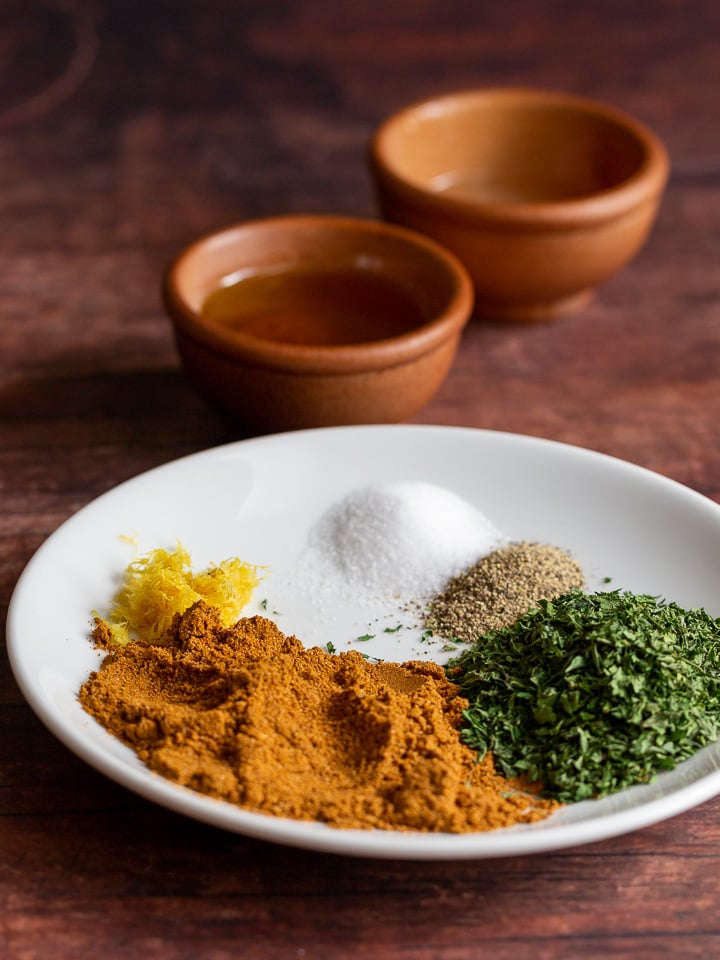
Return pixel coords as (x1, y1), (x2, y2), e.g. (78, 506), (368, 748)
(447, 590), (720, 803)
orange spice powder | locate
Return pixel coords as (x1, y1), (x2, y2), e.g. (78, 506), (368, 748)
(79, 602), (559, 832)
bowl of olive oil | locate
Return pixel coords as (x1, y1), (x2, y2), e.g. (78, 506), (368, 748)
(163, 215), (473, 431)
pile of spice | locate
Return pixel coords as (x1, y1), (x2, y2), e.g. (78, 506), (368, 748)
(425, 541), (585, 643)
(306, 480), (506, 600)
(447, 590), (720, 803)
(80, 602), (559, 832)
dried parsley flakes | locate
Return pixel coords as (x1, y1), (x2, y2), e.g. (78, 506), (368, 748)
(447, 590), (720, 803)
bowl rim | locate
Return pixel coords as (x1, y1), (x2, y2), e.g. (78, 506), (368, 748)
(163, 214), (474, 375)
(369, 86), (670, 228)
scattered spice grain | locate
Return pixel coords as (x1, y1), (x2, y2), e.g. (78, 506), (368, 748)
(78, 601), (559, 832)
(425, 541), (585, 643)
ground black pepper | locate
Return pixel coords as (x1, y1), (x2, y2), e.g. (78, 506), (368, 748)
(425, 541), (585, 643)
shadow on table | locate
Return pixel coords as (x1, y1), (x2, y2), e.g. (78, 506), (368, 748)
(0, 363), (248, 448)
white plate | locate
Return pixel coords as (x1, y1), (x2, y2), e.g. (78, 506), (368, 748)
(7, 425), (720, 860)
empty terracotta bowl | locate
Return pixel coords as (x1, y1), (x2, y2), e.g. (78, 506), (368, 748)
(370, 87), (670, 322)
(163, 215), (473, 431)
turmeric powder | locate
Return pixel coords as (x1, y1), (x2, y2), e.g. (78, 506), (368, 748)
(79, 602), (559, 833)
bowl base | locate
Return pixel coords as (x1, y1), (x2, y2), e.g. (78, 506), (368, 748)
(474, 288), (594, 323)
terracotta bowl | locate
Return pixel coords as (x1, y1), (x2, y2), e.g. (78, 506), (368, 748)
(163, 215), (473, 431)
(369, 87), (670, 322)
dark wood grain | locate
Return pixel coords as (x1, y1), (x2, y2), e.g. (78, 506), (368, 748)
(3, 1), (720, 957)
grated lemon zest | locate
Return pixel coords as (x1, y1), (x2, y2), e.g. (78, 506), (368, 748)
(103, 541), (265, 645)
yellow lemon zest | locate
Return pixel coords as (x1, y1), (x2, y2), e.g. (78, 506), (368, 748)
(104, 542), (264, 645)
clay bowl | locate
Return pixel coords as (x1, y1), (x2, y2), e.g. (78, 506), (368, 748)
(370, 87), (670, 322)
(163, 215), (473, 431)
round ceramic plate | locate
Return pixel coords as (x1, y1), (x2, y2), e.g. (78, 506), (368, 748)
(7, 425), (720, 860)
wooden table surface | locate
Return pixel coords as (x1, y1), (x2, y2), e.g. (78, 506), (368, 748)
(2, 1), (720, 957)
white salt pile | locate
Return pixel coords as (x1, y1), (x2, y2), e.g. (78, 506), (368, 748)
(307, 480), (506, 600)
